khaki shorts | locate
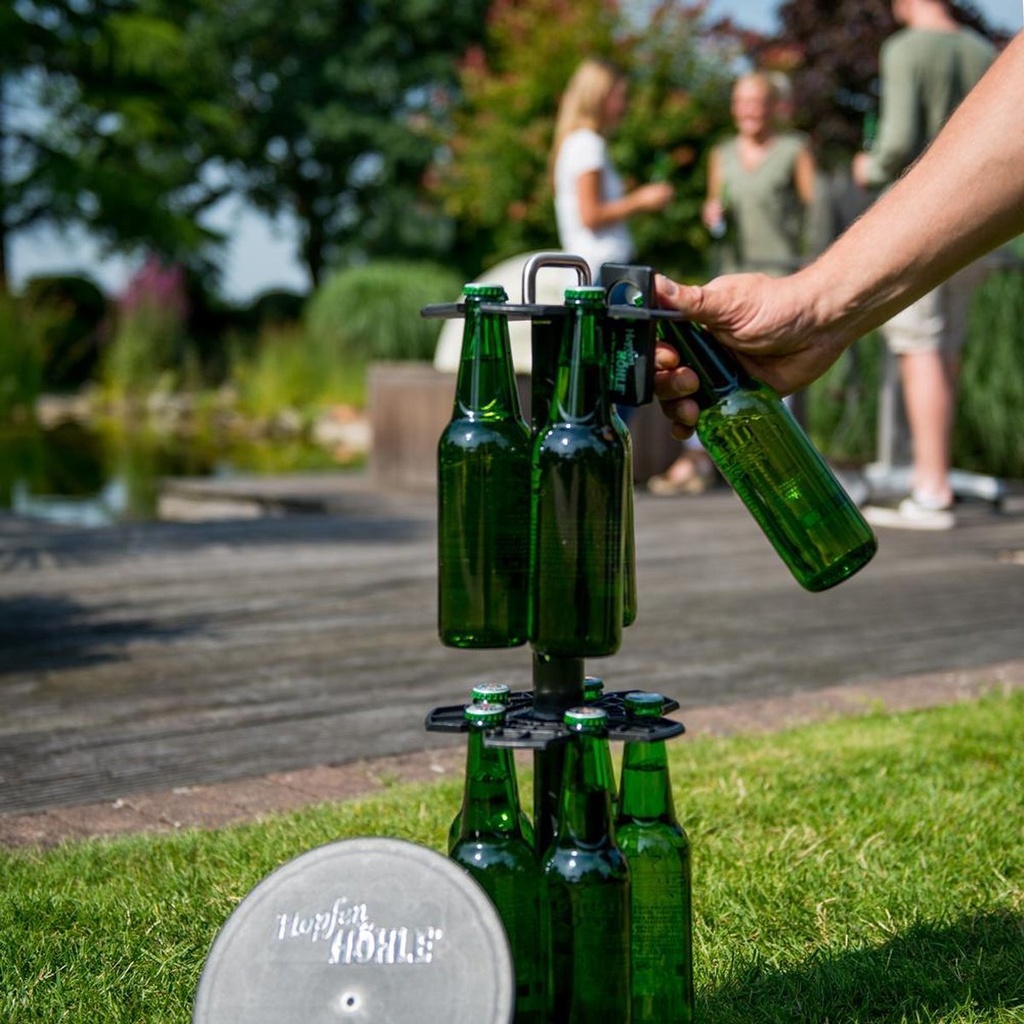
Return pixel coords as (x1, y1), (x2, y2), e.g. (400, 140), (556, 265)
(881, 262), (986, 355)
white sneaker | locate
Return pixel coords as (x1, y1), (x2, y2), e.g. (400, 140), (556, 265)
(863, 495), (956, 531)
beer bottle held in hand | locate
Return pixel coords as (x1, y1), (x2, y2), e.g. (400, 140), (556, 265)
(662, 318), (877, 591)
(447, 683), (534, 854)
(530, 287), (625, 656)
(450, 703), (545, 1022)
(541, 707), (631, 1022)
(616, 692), (694, 1023)
(438, 283), (531, 647)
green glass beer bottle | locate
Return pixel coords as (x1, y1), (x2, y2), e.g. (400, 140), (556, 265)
(541, 707), (631, 1022)
(611, 405), (638, 626)
(530, 287), (625, 656)
(438, 283), (531, 647)
(616, 692), (694, 1023)
(662, 318), (877, 592)
(450, 703), (545, 1022)
(447, 684), (534, 854)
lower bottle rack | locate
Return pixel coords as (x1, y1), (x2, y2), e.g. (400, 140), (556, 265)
(425, 690), (684, 750)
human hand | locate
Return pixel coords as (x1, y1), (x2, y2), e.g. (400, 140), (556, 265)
(633, 181), (674, 213)
(702, 198), (725, 232)
(653, 272), (851, 403)
(851, 151), (874, 189)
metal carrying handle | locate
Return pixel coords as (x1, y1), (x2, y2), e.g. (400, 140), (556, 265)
(521, 252), (591, 304)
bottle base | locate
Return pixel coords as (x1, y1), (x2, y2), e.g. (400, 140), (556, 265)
(799, 537), (878, 592)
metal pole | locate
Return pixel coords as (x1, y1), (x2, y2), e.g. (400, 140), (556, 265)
(530, 652), (584, 857)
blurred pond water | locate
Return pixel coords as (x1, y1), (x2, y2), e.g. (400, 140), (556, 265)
(0, 420), (350, 527)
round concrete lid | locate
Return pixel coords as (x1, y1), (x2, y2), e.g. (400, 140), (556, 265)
(193, 836), (514, 1024)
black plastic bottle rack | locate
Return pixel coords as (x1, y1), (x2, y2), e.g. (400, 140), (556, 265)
(422, 252), (686, 851)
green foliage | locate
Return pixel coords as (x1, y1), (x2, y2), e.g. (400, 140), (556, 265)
(1, 692), (1023, 1021)
(955, 266), (1024, 481)
(230, 322), (356, 420)
(5, 0), (488, 287)
(3, 1), (229, 276)
(0, 290), (49, 420)
(191, 0), (491, 284)
(247, 289), (306, 330)
(806, 272), (1024, 482)
(435, 0), (744, 279)
(305, 260), (461, 363)
(101, 259), (189, 400)
(806, 331), (885, 465)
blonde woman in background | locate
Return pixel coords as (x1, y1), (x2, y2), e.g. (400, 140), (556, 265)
(551, 58), (674, 282)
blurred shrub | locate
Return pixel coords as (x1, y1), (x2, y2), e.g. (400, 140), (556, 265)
(102, 257), (189, 399)
(231, 323), (336, 420)
(250, 289), (306, 329)
(807, 265), (1024, 482)
(23, 274), (108, 390)
(0, 291), (51, 421)
(305, 261), (461, 363)
(806, 331), (885, 466)
(956, 265), (1024, 481)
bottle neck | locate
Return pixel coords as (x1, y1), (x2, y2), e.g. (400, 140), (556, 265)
(552, 301), (611, 425)
(557, 732), (616, 847)
(454, 299), (522, 420)
(661, 319), (755, 407)
(617, 739), (677, 824)
(461, 728), (522, 839)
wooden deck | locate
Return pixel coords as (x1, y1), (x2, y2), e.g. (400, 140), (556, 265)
(2, 471), (1023, 817)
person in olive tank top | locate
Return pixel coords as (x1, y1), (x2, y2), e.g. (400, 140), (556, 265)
(648, 72), (815, 498)
(703, 72), (817, 277)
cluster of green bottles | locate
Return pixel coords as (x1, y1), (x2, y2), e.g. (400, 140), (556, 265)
(449, 684), (694, 1024)
(438, 283), (634, 654)
(429, 263), (878, 1022)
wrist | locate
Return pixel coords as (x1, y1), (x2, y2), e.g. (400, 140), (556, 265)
(790, 260), (866, 353)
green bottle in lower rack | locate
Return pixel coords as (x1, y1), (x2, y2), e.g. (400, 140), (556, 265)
(541, 706), (631, 1022)
(450, 703), (545, 1022)
(616, 692), (694, 1023)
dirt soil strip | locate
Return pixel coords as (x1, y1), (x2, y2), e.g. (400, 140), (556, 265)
(3, 659), (1022, 850)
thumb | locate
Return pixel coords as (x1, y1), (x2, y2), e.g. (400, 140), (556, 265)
(654, 273), (704, 317)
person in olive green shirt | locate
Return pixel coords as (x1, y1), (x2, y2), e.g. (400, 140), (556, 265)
(852, 0), (995, 531)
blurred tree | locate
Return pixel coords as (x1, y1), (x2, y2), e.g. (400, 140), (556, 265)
(431, 0), (749, 281)
(1, 1), (232, 290)
(4, 0), (489, 295)
(769, 0), (1007, 166)
(198, 0), (490, 287)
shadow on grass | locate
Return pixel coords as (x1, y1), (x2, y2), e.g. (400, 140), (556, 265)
(701, 910), (1024, 1023)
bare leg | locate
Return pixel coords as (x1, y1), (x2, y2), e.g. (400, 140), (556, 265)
(899, 349), (959, 506)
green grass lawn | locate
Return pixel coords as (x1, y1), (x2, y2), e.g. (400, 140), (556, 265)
(2, 691), (1022, 1023)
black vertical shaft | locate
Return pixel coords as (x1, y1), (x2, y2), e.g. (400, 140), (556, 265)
(530, 652), (584, 855)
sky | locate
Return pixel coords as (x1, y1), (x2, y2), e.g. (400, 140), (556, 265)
(9, 0), (1022, 303)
